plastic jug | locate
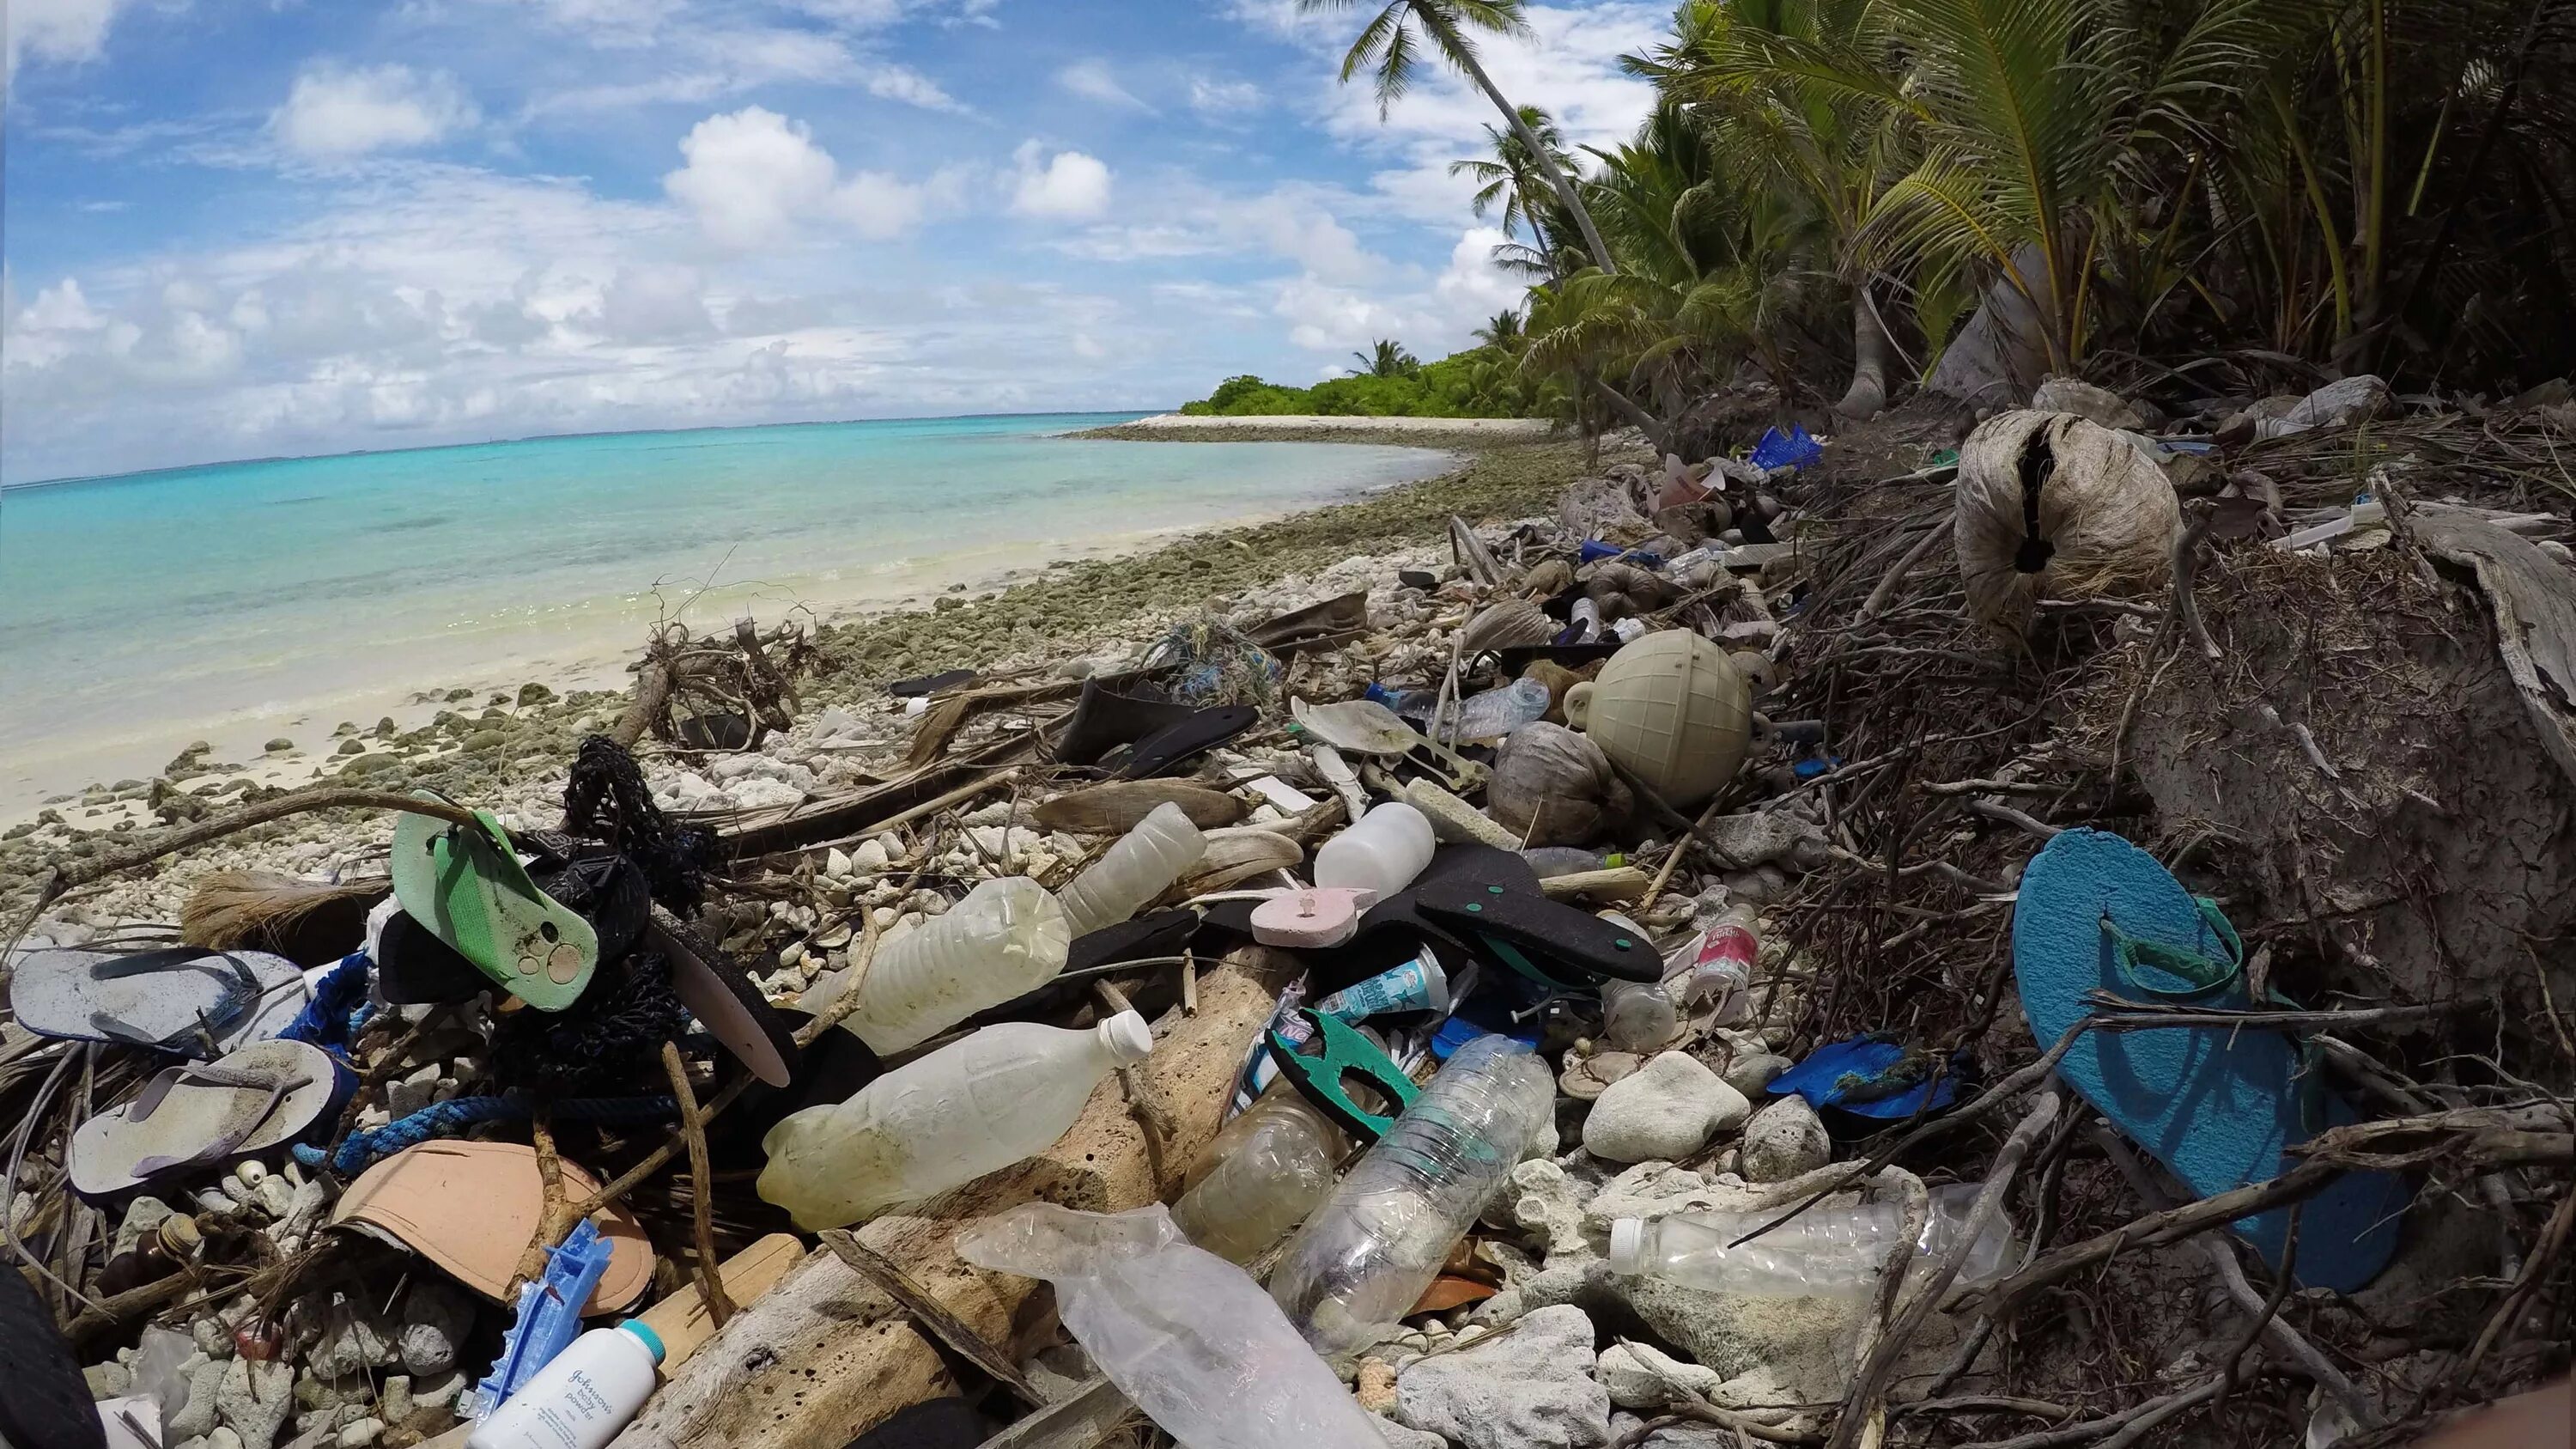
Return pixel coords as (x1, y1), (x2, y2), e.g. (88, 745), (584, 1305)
(1170, 1079), (1352, 1263)
(817, 875), (1072, 1055)
(1312, 801), (1435, 898)
(1607, 1183), (2011, 1300)
(957, 1204), (1388, 1449)
(1267, 1035), (1554, 1360)
(757, 1013), (1154, 1229)
(1056, 802), (1208, 937)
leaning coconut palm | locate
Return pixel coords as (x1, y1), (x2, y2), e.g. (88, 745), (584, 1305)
(1298, 0), (1620, 275)
(1449, 106), (1577, 245)
(1473, 309), (1527, 350)
(1352, 338), (1421, 376)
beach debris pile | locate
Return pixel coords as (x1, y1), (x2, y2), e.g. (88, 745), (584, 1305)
(5, 387), (2573, 1449)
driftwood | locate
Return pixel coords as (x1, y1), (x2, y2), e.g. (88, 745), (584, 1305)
(608, 619), (809, 752)
(607, 946), (1298, 1449)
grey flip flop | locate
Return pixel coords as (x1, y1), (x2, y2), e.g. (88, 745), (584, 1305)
(69, 1038), (343, 1197)
(8, 946), (307, 1057)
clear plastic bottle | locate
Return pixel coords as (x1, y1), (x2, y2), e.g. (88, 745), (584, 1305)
(1600, 979), (1679, 1051)
(827, 875), (1072, 1054)
(1170, 1079), (1352, 1263)
(1267, 1035), (1555, 1360)
(465, 1321), (664, 1449)
(1671, 902), (1759, 1020)
(1055, 801), (1208, 937)
(758, 1013), (1154, 1229)
(1437, 678), (1552, 742)
(1313, 801), (1436, 898)
(1606, 1183), (2010, 1300)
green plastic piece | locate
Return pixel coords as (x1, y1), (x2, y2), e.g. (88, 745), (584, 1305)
(390, 794), (598, 1012)
(1266, 1007), (1419, 1142)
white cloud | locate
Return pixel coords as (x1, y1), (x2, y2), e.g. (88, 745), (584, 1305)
(5, 0), (138, 74)
(862, 63), (969, 113)
(1188, 76), (1264, 116)
(1056, 59), (1152, 113)
(663, 107), (933, 248)
(1008, 143), (1113, 220)
(271, 63), (480, 159)
(592, 265), (717, 341)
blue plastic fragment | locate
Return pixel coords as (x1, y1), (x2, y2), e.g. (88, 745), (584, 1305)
(1749, 424), (1825, 472)
(1790, 755), (1843, 780)
(1770, 1034), (1963, 1120)
(469, 1218), (616, 1421)
(1579, 539), (1664, 569)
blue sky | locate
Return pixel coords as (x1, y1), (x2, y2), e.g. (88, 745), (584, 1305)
(1, 0), (1667, 483)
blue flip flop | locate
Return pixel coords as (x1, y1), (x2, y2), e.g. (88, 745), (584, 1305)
(2014, 829), (2406, 1291)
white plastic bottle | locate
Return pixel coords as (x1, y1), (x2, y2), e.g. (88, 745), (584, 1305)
(826, 875), (1072, 1054)
(1054, 801), (1208, 937)
(1606, 1183), (2010, 1300)
(465, 1320), (664, 1449)
(758, 1013), (1155, 1229)
(1313, 801), (1436, 898)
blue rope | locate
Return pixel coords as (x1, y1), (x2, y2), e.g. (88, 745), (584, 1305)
(294, 1093), (678, 1175)
(279, 952), (373, 1050)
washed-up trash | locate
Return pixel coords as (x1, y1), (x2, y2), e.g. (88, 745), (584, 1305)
(1291, 695), (1484, 785)
(887, 667), (978, 697)
(465, 1318), (664, 1449)
(392, 798), (601, 1011)
(1954, 410), (2183, 635)
(1669, 901), (1759, 1017)
(1269, 1034), (1554, 1360)
(810, 876), (1071, 1054)
(69, 1038), (347, 1197)
(1267, 1007), (1419, 1139)
(1420, 877), (1660, 988)
(1, 1256), (107, 1449)
(1055, 678), (1194, 766)
(1246, 588), (1370, 655)
(757, 1013), (1153, 1229)
(1607, 1181), (2012, 1299)
(1399, 776), (1524, 849)
(1458, 597), (1559, 654)
(1749, 423), (1824, 472)
(1489, 721), (1632, 846)
(1113, 703), (1259, 781)
(1768, 1034), (1965, 1119)
(332, 1139), (655, 1309)
(1249, 886), (1376, 948)
(1564, 630), (1753, 807)
(1033, 778), (1249, 833)
(1579, 539), (1665, 568)
(1172, 1076), (1353, 1263)
(469, 1217), (617, 1420)
(1312, 948), (1449, 1021)
(9, 944), (308, 1055)
(1432, 676), (1552, 743)
(1599, 976), (1680, 1053)
(1056, 801), (1207, 937)
(2015, 828), (2406, 1290)
(653, 914), (799, 1087)
(1314, 800), (1436, 898)
(958, 1203), (1390, 1449)
(179, 869), (387, 965)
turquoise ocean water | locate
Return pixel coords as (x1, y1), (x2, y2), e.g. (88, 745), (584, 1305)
(0, 413), (1452, 807)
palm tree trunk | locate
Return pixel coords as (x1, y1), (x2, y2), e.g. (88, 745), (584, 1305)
(1584, 374), (1668, 452)
(1430, 7), (1618, 277)
(1834, 284), (1892, 422)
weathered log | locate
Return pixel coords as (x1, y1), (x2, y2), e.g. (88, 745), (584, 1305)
(608, 946), (1298, 1449)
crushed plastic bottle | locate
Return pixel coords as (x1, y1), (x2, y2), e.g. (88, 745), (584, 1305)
(1170, 1078), (1352, 1263)
(1432, 677), (1552, 742)
(957, 1203), (1388, 1449)
(1600, 978), (1679, 1052)
(1607, 1182), (2011, 1299)
(1055, 801), (1207, 938)
(1671, 901), (1759, 1020)
(1268, 1034), (1555, 1360)
(819, 875), (1072, 1054)
(757, 1013), (1153, 1229)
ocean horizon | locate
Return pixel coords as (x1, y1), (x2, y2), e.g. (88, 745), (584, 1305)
(0, 411), (1453, 812)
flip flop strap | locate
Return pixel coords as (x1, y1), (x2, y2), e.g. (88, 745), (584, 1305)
(129, 1068), (309, 1178)
(2101, 897), (2244, 1001)
(87, 950), (262, 1050)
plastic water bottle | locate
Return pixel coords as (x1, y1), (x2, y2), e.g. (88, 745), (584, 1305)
(1313, 801), (1436, 898)
(1170, 1080), (1352, 1263)
(1569, 597), (1605, 642)
(1268, 1035), (1555, 1359)
(825, 875), (1072, 1054)
(1672, 902), (1759, 1020)
(1055, 802), (1208, 937)
(1436, 678), (1552, 741)
(1607, 1183), (2011, 1300)
(465, 1321), (664, 1449)
(758, 1013), (1155, 1229)
(957, 1204), (1391, 1449)
(1600, 979), (1679, 1052)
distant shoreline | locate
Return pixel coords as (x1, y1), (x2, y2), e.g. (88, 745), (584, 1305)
(1075, 414), (1557, 445)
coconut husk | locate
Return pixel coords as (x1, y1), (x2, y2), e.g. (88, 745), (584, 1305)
(1488, 722), (1632, 846)
(1461, 600), (1558, 654)
(1175, 828), (1302, 895)
(1955, 410), (2182, 634)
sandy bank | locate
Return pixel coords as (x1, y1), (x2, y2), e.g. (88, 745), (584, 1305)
(1078, 414), (1557, 444)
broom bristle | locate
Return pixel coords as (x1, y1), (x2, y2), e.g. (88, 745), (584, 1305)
(181, 871), (388, 960)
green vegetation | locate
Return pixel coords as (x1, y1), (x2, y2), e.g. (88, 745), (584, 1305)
(1253, 0), (2576, 452)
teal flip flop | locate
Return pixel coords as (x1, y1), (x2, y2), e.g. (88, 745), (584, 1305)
(390, 795), (598, 1012)
(2014, 828), (2406, 1291)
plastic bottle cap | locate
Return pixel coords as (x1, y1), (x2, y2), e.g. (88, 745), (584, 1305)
(1098, 1010), (1154, 1064)
(1607, 1219), (1644, 1275)
(617, 1318), (668, 1364)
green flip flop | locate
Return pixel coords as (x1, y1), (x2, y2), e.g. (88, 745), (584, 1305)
(391, 795), (598, 1011)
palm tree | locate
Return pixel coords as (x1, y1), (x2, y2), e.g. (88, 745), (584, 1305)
(1473, 309), (1526, 350)
(1352, 338), (1421, 376)
(1449, 106), (1575, 244)
(1298, 0), (1620, 275)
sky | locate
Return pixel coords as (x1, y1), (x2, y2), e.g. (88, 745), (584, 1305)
(1, 0), (1668, 484)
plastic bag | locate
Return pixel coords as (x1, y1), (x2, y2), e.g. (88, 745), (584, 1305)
(956, 1204), (1385, 1449)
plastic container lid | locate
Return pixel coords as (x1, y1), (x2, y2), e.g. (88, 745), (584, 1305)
(617, 1318), (668, 1364)
(1607, 1218), (1644, 1275)
(1098, 1010), (1155, 1065)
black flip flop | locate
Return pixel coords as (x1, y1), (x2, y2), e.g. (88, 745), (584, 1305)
(0, 1266), (104, 1449)
(1110, 705), (1258, 780)
(373, 907), (492, 1005)
(1418, 879), (1662, 986)
(1309, 844), (1540, 995)
(1054, 678), (1196, 767)
(888, 668), (980, 698)
(653, 912), (799, 1088)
